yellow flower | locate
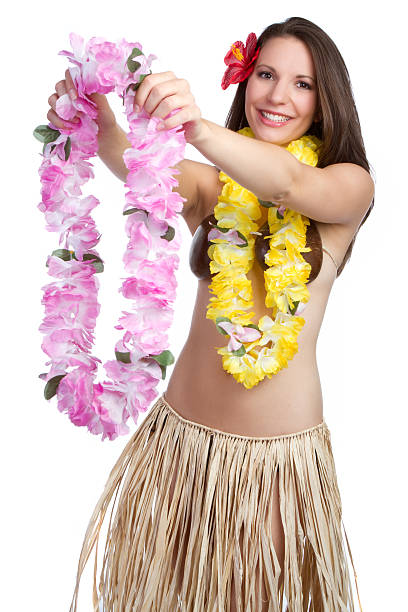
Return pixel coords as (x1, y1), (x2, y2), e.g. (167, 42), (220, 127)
(214, 204), (258, 230)
(205, 127), (322, 388)
(254, 346), (281, 378)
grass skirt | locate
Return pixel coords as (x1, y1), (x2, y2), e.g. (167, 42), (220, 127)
(69, 393), (362, 611)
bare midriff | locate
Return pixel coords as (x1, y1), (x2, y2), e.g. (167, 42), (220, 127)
(164, 249), (338, 437)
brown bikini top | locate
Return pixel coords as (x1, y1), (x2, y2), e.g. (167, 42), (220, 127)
(189, 213), (339, 282)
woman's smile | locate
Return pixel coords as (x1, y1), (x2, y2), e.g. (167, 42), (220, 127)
(257, 108), (294, 127)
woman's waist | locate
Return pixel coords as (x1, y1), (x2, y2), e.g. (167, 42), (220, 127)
(164, 340), (324, 436)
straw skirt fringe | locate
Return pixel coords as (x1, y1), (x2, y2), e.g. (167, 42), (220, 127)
(69, 394), (362, 611)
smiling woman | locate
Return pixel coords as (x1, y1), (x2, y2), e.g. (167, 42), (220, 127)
(64, 16), (372, 612)
(225, 22), (375, 277)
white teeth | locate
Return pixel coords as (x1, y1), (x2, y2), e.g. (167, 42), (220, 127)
(261, 110), (291, 122)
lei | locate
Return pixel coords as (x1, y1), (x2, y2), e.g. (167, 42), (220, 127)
(33, 34), (186, 440)
(206, 127), (322, 389)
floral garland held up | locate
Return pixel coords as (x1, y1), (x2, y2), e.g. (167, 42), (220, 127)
(33, 34), (186, 440)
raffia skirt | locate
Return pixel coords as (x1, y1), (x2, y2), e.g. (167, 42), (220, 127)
(69, 393), (362, 612)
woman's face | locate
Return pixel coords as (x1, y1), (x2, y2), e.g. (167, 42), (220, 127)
(245, 35), (319, 146)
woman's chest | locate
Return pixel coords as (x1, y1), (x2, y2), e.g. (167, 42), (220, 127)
(187, 164), (353, 288)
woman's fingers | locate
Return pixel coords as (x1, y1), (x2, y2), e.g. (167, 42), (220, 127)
(152, 91), (195, 120)
(48, 93), (58, 107)
(47, 107), (68, 129)
(160, 104), (201, 131)
(132, 71), (203, 141)
(47, 74), (80, 129)
(47, 92), (66, 128)
(65, 68), (77, 99)
(133, 71), (180, 113)
(55, 79), (67, 97)
(137, 77), (192, 121)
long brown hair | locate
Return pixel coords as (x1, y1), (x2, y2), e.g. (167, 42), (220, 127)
(225, 16), (375, 277)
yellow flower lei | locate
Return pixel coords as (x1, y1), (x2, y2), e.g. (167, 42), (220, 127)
(206, 127), (322, 389)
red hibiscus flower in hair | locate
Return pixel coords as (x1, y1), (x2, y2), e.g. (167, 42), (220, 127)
(221, 32), (260, 90)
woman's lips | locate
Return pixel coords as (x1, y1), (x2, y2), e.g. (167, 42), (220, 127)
(257, 109), (293, 127)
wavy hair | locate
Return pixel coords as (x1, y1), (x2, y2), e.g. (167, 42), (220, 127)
(225, 16), (375, 277)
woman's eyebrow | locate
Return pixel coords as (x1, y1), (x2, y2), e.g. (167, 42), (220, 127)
(257, 64), (316, 82)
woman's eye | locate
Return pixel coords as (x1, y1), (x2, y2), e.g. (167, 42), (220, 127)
(257, 71), (311, 90)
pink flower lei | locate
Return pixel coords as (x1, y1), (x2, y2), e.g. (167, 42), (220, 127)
(34, 33), (186, 441)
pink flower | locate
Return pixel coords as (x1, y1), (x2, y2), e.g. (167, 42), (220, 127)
(55, 93), (78, 121)
(94, 386), (127, 425)
(208, 227), (247, 246)
(121, 257), (179, 299)
(115, 295), (173, 335)
(218, 321), (262, 352)
(57, 368), (97, 427)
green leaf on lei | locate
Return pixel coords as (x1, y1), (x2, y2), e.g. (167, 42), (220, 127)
(151, 350), (175, 367)
(115, 351), (131, 363)
(215, 316), (231, 335)
(33, 124), (60, 144)
(161, 225), (175, 242)
(49, 249), (77, 262)
(82, 253), (104, 273)
(149, 350), (175, 380)
(288, 300), (300, 315)
(126, 47), (143, 73)
(64, 137), (71, 161)
(245, 323), (261, 332)
(231, 345), (246, 357)
(235, 230), (248, 248)
(123, 207), (143, 215)
(47, 250), (104, 273)
(44, 374), (66, 400)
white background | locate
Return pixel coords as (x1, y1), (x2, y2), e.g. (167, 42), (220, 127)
(1, 0), (406, 609)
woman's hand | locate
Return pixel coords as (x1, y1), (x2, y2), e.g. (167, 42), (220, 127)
(47, 68), (117, 135)
(133, 71), (208, 145)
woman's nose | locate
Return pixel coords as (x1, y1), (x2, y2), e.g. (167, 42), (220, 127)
(266, 80), (290, 105)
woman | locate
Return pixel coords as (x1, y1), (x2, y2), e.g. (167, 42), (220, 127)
(48, 17), (374, 611)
